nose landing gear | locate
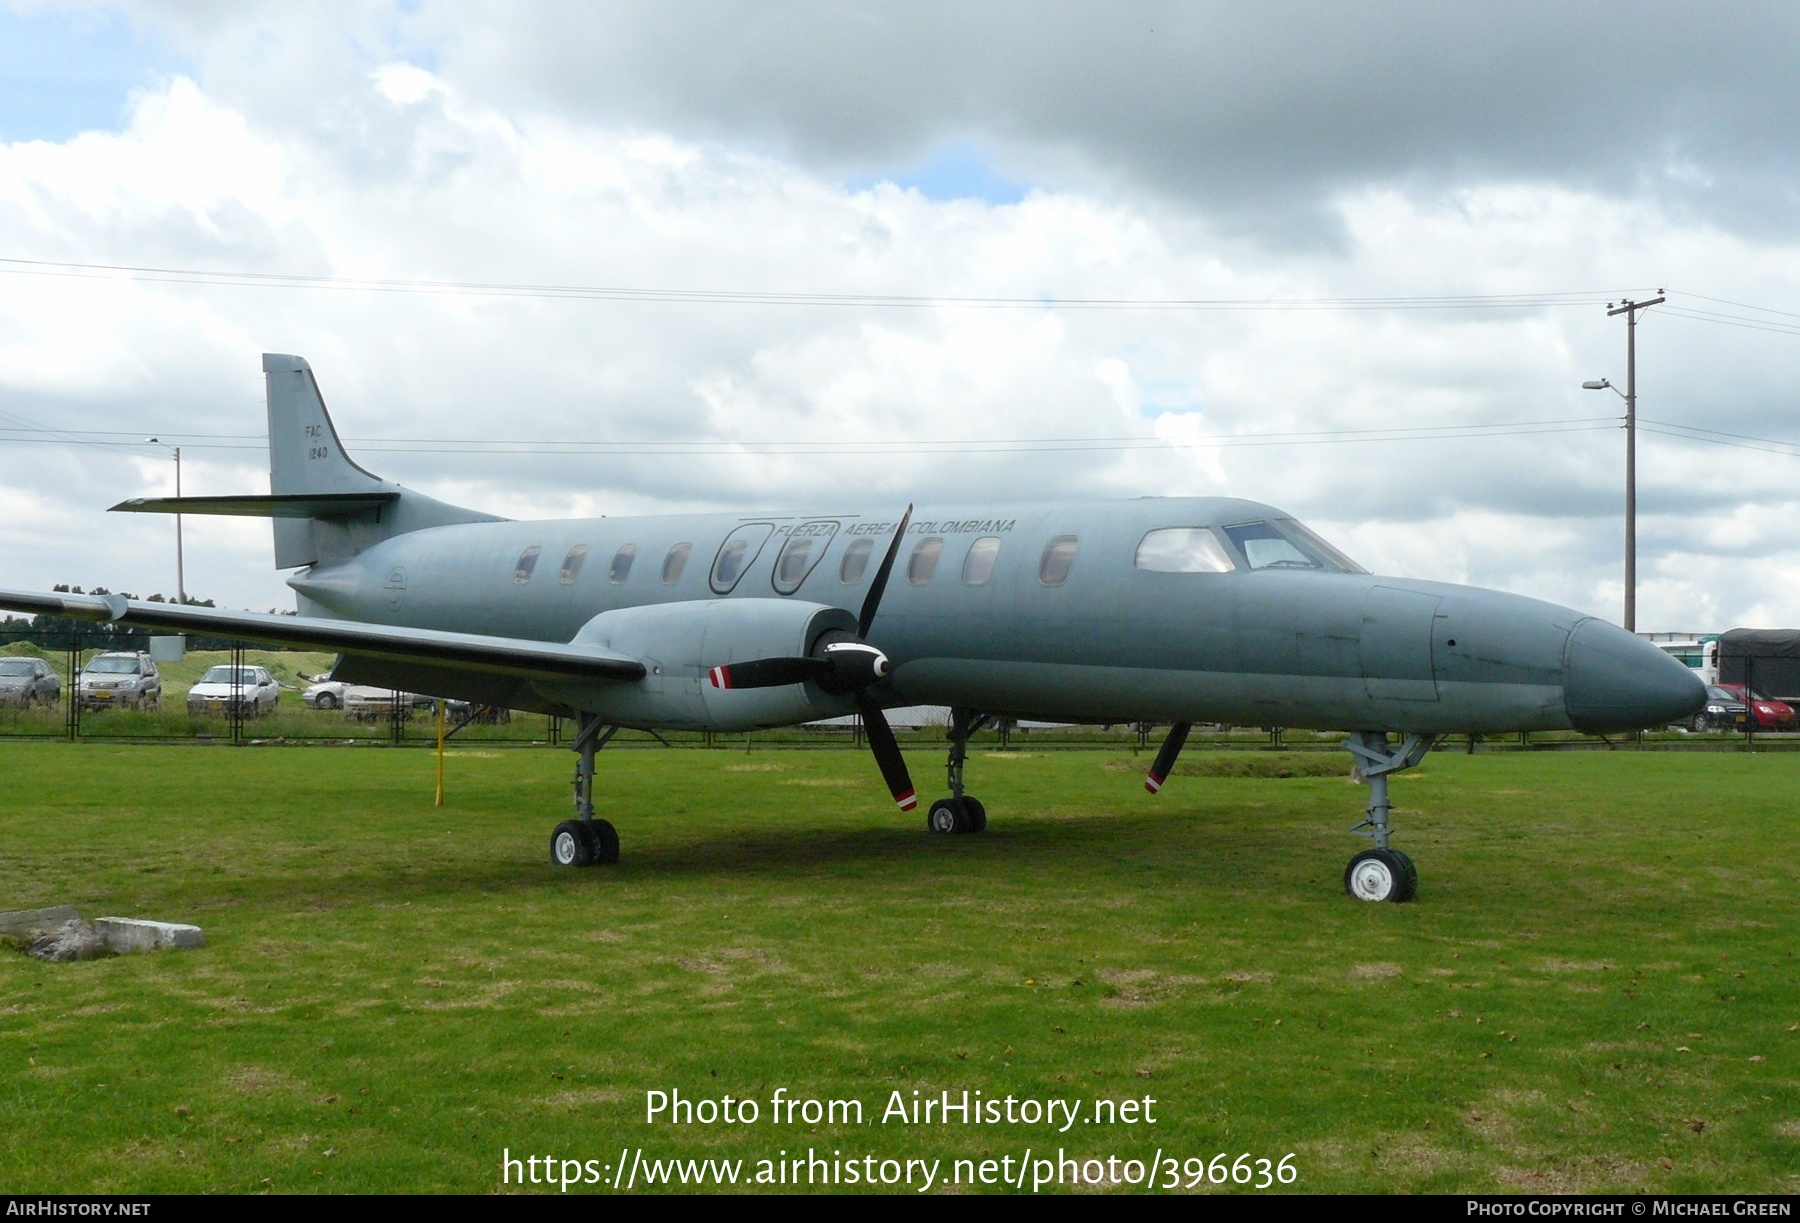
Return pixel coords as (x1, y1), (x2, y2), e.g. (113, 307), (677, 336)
(1342, 731), (1437, 902)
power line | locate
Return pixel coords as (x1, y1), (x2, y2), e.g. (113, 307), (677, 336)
(0, 256), (1639, 311)
(0, 417), (1623, 456)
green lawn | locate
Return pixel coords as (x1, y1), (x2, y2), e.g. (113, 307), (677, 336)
(0, 742), (1795, 1194)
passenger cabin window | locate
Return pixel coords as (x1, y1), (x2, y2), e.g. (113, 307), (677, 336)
(772, 521), (839, 594)
(710, 524), (774, 594)
(1134, 527), (1235, 574)
(662, 542), (693, 584)
(513, 546), (542, 584)
(610, 544), (638, 584)
(1039, 535), (1079, 586)
(962, 536), (1001, 586)
(908, 537), (944, 585)
(559, 545), (589, 585)
(839, 538), (875, 584)
(1221, 519), (1362, 573)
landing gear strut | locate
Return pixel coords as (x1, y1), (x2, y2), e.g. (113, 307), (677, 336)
(928, 708), (990, 835)
(1342, 731), (1437, 902)
(551, 712), (621, 867)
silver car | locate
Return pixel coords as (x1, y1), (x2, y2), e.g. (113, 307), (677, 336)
(0, 657), (60, 707)
(78, 652), (161, 711)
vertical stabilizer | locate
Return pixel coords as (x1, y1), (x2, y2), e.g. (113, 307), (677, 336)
(264, 354), (387, 498)
(261, 354), (501, 570)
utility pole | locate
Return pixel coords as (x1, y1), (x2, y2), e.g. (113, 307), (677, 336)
(146, 439), (186, 603)
(1590, 294), (1663, 633)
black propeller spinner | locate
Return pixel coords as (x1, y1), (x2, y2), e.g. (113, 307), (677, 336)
(708, 506), (918, 810)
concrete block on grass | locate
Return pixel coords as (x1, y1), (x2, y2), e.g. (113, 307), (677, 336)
(0, 905), (80, 938)
(96, 918), (204, 953)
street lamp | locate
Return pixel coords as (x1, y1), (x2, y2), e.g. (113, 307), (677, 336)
(145, 438), (185, 604)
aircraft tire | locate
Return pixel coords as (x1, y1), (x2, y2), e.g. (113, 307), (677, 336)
(551, 819), (597, 867)
(927, 799), (963, 835)
(590, 818), (620, 865)
(962, 796), (987, 833)
(1344, 848), (1417, 903)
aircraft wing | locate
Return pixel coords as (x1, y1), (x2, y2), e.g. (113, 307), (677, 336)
(0, 588), (646, 684)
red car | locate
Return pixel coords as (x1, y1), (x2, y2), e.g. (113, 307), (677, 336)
(1716, 684), (1798, 730)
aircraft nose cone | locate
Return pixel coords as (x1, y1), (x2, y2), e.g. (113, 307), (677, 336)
(1563, 618), (1707, 733)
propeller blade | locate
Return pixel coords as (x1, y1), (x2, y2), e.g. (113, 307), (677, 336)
(708, 656), (828, 690)
(1145, 721), (1193, 794)
(857, 503), (913, 638)
(856, 695), (916, 811)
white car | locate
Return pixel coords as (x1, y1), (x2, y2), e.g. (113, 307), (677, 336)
(187, 665), (281, 718)
(303, 679), (348, 710)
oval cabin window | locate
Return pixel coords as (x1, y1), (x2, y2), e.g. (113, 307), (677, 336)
(1038, 536), (1078, 586)
(513, 546), (542, 584)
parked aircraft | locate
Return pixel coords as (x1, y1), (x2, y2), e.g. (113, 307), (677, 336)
(0, 355), (1705, 902)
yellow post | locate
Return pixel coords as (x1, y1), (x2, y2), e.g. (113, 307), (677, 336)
(435, 700), (446, 807)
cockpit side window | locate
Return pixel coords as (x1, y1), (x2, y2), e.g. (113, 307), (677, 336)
(1216, 518), (1332, 572)
(1275, 518), (1368, 574)
(1134, 527), (1236, 573)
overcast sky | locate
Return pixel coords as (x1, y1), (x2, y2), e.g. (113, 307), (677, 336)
(2, 0), (1799, 630)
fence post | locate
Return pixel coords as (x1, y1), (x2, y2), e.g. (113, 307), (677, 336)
(66, 626), (80, 742)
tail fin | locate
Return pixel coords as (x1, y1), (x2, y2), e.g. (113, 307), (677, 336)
(264, 354), (387, 499)
(262, 354), (501, 568)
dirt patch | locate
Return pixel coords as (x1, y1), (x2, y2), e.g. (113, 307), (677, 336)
(1350, 962), (1404, 980)
(724, 764), (792, 773)
(779, 778), (860, 788)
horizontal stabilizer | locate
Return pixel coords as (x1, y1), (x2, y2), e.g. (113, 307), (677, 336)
(0, 588), (646, 685)
(110, 493), (400, 519)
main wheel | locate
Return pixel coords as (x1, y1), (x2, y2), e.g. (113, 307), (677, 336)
(551, 819), (597, 867)
(1344, 848), (1417, 903)
(961, 796), (987, 833)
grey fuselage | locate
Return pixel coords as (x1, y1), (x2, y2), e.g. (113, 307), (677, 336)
(289, 495), (1703, 735)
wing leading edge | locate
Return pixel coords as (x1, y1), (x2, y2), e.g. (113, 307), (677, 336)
(0, 588), (646, 684)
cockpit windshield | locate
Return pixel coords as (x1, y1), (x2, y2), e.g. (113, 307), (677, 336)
(1220, 519), (1366, 574)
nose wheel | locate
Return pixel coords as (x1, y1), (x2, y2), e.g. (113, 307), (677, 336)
(1342, 732), (1437, 902)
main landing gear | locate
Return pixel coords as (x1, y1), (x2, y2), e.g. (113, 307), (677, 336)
(927, 708), (990, 835)
(551, 713), (621, 867)
(1342, 731), (1437, 903)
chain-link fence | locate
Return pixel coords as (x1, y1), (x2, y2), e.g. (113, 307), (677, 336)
(2, 625), (1786, 752)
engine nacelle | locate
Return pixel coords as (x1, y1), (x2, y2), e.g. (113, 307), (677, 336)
(533, 598), (861, 731)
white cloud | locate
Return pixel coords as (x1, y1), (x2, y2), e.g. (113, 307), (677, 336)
(1, 45), (1798, 635)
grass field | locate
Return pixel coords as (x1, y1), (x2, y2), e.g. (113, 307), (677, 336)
(1, 741), (1796, 1194)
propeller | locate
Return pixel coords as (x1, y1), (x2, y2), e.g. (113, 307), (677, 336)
(709, 506), (918, 810)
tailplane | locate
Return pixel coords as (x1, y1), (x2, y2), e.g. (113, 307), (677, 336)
(111, 354), (503, 569)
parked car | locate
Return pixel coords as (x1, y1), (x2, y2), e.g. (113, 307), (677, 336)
(1689, 685), (1750, 732)
(0, 657), (60, 707)
(186, 665), (281, 718)
(303, 679), (347, 710)
(343, 686), (417, 721)
(78, 651), (160, 711)
(1714, 683), (1797, 730)
(446, 699), (511, 724)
